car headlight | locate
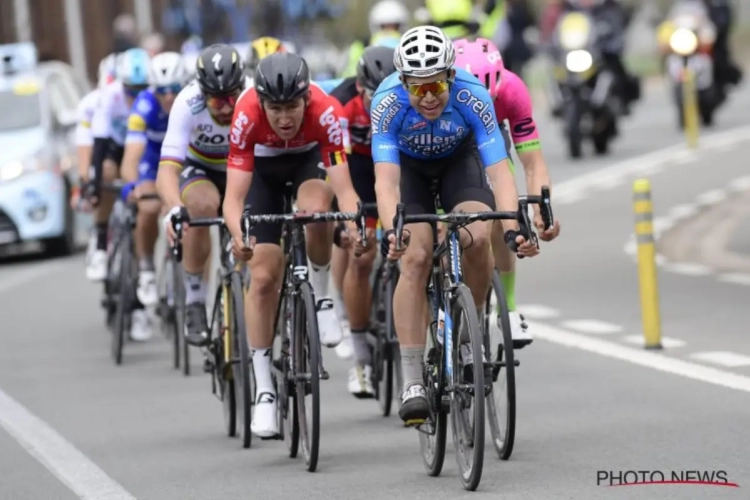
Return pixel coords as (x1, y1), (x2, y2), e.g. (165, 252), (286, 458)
(566, 50), (593, 73)
(0, 155), (46, 182)
(669, 28), (698, 56)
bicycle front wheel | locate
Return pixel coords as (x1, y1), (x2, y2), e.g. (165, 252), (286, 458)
(230, 271), (253, 449)
(171, 260), (190, 376)
(449, 284), (485, 491)
(485, 271), (516, 460)
(295, 282), (321, 472)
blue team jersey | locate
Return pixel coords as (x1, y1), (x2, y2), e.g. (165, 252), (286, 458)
(370, 68), (507, 166)
(126, 90), (169, 158)
(315, 78), (345, 94)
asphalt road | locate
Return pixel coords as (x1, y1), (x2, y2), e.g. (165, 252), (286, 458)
(2, 80), (750, 500)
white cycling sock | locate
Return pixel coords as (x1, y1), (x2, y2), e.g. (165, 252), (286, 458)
(251, 348), (274, 397)
(183, 272), (206, 305)
(351, 330), (371, 366)
(308, 259), (331, 301)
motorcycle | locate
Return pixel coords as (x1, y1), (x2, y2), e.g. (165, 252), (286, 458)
(547, 12), (619, 159)
(658, 7), (722, 129)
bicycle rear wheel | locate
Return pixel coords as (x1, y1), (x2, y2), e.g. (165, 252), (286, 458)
(211, 281), (236, 437)
(230, 271), (253, 449)
(295, 282), (321, 472)
(112, 235), (134, 366)
(419, 337), (447, 477)
(171, 261), (190, 376)
(449, 284), (485, 491)
(275, 293), (299, 458)
(485, 271), (516, 460)
(371, 266), (392, 416)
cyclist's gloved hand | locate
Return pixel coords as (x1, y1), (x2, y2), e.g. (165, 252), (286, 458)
(120, 182), (137, 202)
(163, 205), (189, 245)
(504, 230), (539, 259)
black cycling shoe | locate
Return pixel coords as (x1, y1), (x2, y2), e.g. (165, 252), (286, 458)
(184, 302), (210, 347)
(398, 384), (431, 426)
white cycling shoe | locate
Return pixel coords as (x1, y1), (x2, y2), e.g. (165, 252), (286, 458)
(335, 321), (354, 360)
(130, 310), (154, 342)
(348, 365), (375, 399)
(86, 250), (108, 282)
(508, 312), (533, 348)
(251, 392), (279, 438)
(316, 298), (343, 348)
(136, 271), (158, 306)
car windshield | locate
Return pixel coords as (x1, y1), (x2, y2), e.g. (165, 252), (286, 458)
(0, 86), (42, 132)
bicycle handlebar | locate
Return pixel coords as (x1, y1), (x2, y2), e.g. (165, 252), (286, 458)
(169, 214), (224, 263)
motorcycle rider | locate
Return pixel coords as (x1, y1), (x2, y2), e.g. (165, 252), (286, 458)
(558, 0), (641, 114)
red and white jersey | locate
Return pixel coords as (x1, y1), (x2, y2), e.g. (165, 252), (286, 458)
(227, 85), (348, 172)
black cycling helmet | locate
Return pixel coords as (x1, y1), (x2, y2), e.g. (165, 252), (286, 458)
(196, 44), (244, 95)
(356, 46), (396, 92)
(254, 53), (310, 103)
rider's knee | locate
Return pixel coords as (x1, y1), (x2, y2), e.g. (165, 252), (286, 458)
(401, 243), (432, 282)
(463, 224), (491, 258)
(249, 250), (284, 297)
(102, 160), (118, 182)
(349, 250), (375, 277)
(138, 199), (160, 217)
(184, 187), (219, 217)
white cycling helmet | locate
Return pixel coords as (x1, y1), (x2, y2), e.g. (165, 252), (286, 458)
(369, 0), (409, 35)
(148, 51), (188, 86)
(394, 25), (455, 77)
(97, 53), (117, 88)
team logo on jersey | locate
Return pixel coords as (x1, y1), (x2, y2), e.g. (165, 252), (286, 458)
(371, 92), (401, 134)
(187, 93), (207, 114)
(136, 98), (152, 114)
(319, 106), (342, 146)
(408, 120), (427, 131)
(401, 132), (462, 156)
(512, 117), (536, 138)
(456, 88), (497, 134)
(231, 111), (250, 148)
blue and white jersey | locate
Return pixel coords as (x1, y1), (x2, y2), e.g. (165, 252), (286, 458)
(370, 67), (507, 167)
(126, 89), (169, 160)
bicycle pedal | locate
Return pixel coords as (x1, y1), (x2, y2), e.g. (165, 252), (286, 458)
(202, 360), (213, 373)
(320, 370), (330, 380)
(260, 433), (282, 441)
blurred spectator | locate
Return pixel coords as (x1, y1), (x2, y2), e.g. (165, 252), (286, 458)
(113, 14), (138, 53)
(142, 33), (166, 56)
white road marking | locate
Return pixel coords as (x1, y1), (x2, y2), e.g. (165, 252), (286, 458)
(0, 387), (136, 499)
(668, 203), (699, 220)
(516, 304), (560, 320)
(534, 323), (750, 393)
(718, 273), (750, 286)
(663, 262), (713, 276)
(689, 351), (750, 368)
(695, 189), (728, 206)
(728, 175), (750, 192)
(560, 319), (624, 335)
(623, 335), (687, 348)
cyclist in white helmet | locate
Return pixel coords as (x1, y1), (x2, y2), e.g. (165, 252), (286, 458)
(119, 52), (188, 329)
(342, 0), (409, 77)
(371, 26), (539, 425)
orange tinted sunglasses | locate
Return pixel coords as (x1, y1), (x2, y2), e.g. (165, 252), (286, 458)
(206, 91), (241, 109)
(405, 80), (451, 97)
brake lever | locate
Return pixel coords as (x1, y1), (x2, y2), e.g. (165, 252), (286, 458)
(171, 212), (183, 262)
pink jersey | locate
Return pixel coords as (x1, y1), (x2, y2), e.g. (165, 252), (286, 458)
(493, 69), (541, 153)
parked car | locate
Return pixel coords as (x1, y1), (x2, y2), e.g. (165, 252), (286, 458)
(0, 42), (90, 257)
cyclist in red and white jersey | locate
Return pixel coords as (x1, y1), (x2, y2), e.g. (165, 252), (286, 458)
(224, 53), (362, 438)
(454, 38), (561, 348)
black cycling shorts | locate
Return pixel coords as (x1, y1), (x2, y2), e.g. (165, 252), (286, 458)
(332, 151), (377, 227)
(105, 139), (124, 166)
(399, 136), (495, 216)
(244, 147), (327, 245)
(178, 159), (227, 209)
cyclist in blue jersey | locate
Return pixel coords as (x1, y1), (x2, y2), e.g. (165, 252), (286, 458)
(315, 78), (345, 94)
(371, 26), (540, 425)
(121, 52), (188, 339)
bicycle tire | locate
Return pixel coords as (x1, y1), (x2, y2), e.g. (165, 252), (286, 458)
(449, 283), (485, 491)
(485, 271), (516, 460)
(158, 253), (180, 370)
(295, 282), (321, 472)
(211, 278), (237, 438)
(230, 271), (253, 449)
(378, 265), (399, 416)
(171, 261), (190, 376)
(111, 235), (133, 366)
(277, 294), (299, 458)
(419, 333), (448, 477)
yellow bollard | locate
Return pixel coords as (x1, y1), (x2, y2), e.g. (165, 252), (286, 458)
(633, 179), (662, 349)
(682, 67), (699, 148)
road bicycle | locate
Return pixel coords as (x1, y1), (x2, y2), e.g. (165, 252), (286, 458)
(170, 214), (254, 448)
(393, 186), (553, 491)
(240, 191), (367, 471)
(156, 242), (190, 375)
